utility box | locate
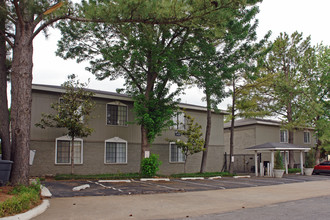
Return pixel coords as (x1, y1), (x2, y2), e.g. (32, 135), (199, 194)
(0, 160), (13, 185)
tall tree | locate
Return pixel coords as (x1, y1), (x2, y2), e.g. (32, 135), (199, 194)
(56, 0), (262, 163)
(217, 9), (270, 174)
(36, 74), (95, 174)
(0, 0), (11, 160)
(238, 32), (315, 168)
(299, 44), (329, 163)
(0, 0), (258, 184)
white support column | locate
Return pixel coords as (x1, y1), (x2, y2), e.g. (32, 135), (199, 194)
(285, 151), (288, 174)
(271, 150), (274, 177)
(254, 151), (258, 177)
(300, 151), (304, 175)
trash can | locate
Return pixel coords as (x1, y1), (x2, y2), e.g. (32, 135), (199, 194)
(0, 160), (13, 185)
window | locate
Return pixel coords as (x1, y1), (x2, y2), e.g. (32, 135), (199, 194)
(304, 131), (310, 144)
(280, 130), (288, 143)
(171, 112), (186, 130)
(106, 102), (127, 126)
(55, 136), (83, 164)
(105, 137), (127, 164)
(169, 142), (185, 163)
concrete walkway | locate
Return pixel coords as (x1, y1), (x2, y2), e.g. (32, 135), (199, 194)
(33, 180), (330, 220)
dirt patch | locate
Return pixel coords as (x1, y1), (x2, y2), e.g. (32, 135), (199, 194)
(0, 186), (14, 203)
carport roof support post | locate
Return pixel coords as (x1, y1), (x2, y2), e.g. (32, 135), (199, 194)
(300, 151), (304, 175)
(271, 150), (274, 177)
(254, 150), (258, 177)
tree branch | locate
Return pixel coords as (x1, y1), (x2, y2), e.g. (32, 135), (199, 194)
(0, 30), (14, 48)
(13, 0), (23, 29)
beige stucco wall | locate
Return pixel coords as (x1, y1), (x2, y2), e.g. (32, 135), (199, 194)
(30, 90), (225, 176)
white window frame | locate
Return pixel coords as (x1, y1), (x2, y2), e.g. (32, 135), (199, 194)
(280, 130), (288, 143)
(169, 142), (185, 163)
(104, 137), (128, 164)
(106, 101), (128, 126)
(170, 111), (186, 130)
(304, 131), (311, 144)
(55, 136), (83, 165)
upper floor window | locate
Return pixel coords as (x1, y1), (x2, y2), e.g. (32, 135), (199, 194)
(105, 137), (127, 164)
(304, 131), (310, 144)
(106, 102), (127, 126)
(169, 142), (185, 163)
(171, 112), (186, 130)
(55, 136), (83, 164)
(280, 130), (288, 143)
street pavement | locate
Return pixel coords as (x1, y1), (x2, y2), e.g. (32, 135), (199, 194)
(33, 178), (330, 220)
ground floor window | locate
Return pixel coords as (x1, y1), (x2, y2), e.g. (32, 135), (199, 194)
(105, 137), (127, 164)
(169, 142), (185, 163)
(55, 136), (83, 164)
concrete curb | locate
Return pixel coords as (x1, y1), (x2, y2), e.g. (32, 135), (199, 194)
(140, 178), (170, 181)
(208, 176), (222, 180)
(233, 175), (251, 178)
(1, 199), (50, 220)
(40, 185), (52, 198)
(72, 184), (90, 191)
(99, 180), (131, 183)
(181, 177), (204, 180)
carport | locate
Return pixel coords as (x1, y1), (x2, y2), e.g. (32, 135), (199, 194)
(246, 142), (311, 177)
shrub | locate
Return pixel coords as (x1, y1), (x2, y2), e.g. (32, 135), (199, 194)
(141, 154), (162, 177)
(305, 149), (316, 168)
(0, 180), (41, 217)
(274, 151), (284, 169)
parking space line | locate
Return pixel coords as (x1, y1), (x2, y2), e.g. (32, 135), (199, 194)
(137, 181), (181, 191)
(245, 178), (285, 184)
(87, 180), (125, 193)
(213, 179), (258, 187)
(281, 178), (305, 182)
(173, 179), (226, 189)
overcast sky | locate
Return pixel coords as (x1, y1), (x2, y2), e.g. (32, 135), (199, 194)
(28, 0), (330, 110)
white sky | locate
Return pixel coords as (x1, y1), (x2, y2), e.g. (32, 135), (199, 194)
(20, 0), (330, 109)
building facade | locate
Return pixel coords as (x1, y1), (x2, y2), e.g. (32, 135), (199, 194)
(30, 84), (226, 176)
(223, 119), (316, 172)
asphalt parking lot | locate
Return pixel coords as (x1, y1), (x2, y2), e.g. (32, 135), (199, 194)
(43, 174), (330, 198)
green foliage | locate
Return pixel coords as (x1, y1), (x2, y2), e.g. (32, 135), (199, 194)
(274, 151), (284, 170)
(305, 149), (316, 168)
(175, 114), (205, 158)
(133, 93), (178, 143)
(141, 154), (162, 177)
(0, 180), (41, 217)
(288, 168), (301, 174)
(36, 74), (95, 139)
(237, 32), (316, 128)
(36, 74), (95, 174)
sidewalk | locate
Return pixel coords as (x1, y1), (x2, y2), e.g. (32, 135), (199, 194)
(33, 180), (330, 220)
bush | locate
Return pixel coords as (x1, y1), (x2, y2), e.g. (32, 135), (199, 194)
(0, 180), (41, 217)
(141, 154), (162, 177)
(305, 149), (316, 168)
(274, 151), (284, 169)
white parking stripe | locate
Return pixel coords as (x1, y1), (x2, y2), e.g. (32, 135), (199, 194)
(174, 179), (226, 189)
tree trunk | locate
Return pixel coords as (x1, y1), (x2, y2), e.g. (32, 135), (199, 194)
(140, 125), (150, 160)
(71, 137), (75, 175)
(0, 0), (11, 160)
(229, 79), (236, 174)
(10, 22), (34, 185)
(200, 94), (211, 173)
